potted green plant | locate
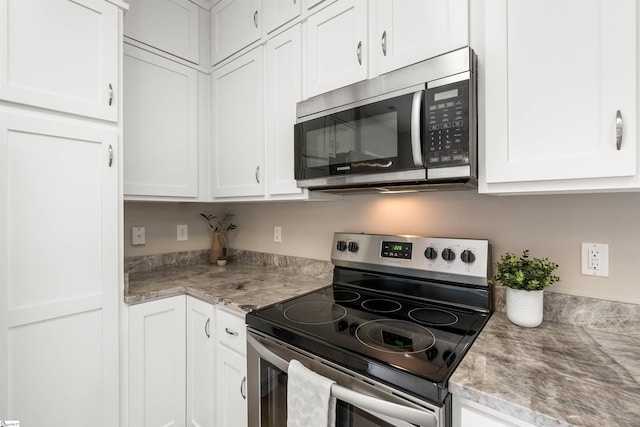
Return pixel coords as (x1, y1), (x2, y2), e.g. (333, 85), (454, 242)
(491, 250), (559, 327)
(200, 212), (237, 265)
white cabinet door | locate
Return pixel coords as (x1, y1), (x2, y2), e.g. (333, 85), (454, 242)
(212, 47), (265, 198)
(481, 0), (636, 192)
(215, 308), (247, 427)
(0, 108), (119, 427)
(186, 297), (215, 427)
(265, 0), (301, 33)
(266, 25), (305, 197)
(123, 44), (199, 198)
(129, 296), (187, 427)
(216, 344), (248, 427)
(124, 0), (200, 63)
(453, 396), (536, 427)
(0, 0), (118, 121)
(373, 0), (468, 75)
(305, 0), (368, 97)
(211, 0), (262, 64)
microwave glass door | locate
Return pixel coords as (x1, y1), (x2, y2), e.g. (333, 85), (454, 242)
(294, 92), (422, 181)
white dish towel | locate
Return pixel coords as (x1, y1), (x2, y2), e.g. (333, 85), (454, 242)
(287, 359), (337, 427)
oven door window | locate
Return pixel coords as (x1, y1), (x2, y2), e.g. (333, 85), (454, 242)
(259, 360), (417, 427)
(294, 92), (422, 180)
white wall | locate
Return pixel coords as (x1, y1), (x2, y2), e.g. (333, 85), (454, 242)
(124, 191), (640, 305)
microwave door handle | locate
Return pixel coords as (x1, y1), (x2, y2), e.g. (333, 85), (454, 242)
(331, 384), (437, 427)
(248, 335), (437, 427)
(411, 90), (424, 167)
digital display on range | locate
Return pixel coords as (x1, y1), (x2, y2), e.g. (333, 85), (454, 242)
(381, 241), (412, 259)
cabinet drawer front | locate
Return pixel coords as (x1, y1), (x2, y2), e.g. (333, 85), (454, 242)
(217, 308), (247, 354)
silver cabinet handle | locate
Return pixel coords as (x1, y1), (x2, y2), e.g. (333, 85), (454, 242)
(253, 10), (258, 28)
(357, 41), (362, 65)
(616, 110), (623, 150)
(381, 31), (387, 56)
(205, 318), (210, 338)
(108, 83), (113, 106)
(255, 165), (260, 183)
(225, 327), (238, 336)
(240, 376), (247, 400)
(108, 145), (113, 167)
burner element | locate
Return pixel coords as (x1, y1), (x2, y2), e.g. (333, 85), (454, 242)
(283, 302), (347, 325)
(355, 319), (436, 354)
(408, 308), (459, 326)
(323, 289), (360, 303)
(361, 298), (401, 313)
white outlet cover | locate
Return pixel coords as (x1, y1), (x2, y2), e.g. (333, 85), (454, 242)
(581, 242), (609, 277)
(132, 226), (146, 246)
(177, 224), (188, 241)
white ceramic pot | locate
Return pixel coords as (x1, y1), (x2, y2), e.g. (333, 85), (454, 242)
(506, 288), (544, 328)
(216, 259), (227, 266)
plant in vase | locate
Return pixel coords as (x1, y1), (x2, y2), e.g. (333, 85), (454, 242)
(200, 212), (237, 265)
(491, 250), (559, 328)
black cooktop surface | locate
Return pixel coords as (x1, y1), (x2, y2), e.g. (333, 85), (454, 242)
(247, 280), (490, 403)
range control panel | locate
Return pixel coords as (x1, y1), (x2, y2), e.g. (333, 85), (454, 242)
(331, 233), (490, 286)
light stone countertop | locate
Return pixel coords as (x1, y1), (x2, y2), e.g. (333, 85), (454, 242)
(449, 312), (640, 427)
(125, 261), (331, 314)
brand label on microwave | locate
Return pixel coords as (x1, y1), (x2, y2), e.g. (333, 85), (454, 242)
(337, 165), (351, 171)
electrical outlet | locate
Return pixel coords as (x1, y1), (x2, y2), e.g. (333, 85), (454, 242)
(581, 242), (609, 277)
(274, 226), (282, 243)
(132, 227), (146, 246)
(177, 224), (188, 241)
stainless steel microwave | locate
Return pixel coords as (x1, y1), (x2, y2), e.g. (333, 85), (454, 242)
(294, 47), (477, 193)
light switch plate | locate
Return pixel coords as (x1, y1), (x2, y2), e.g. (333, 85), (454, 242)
(177, 224), (188, 241)
(132, 226), (146, 246)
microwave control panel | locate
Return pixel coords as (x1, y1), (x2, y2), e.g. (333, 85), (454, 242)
(424, 79), (471, 168)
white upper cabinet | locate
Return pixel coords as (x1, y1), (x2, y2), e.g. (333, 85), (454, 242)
(265, 0), (301, 34)
(265, 25), (306, 197)
(304, 0), (368, 98)
(212, 47), (265, 198)
(123, 44), (199, 199)
(480, 0), (637, 193)
(211, 0), (262, 65)
(372, 0), (468, 75)
(0, 0), (118, 121)
(124, 0), (200, 63)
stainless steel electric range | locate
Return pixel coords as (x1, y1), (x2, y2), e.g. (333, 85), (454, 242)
(246, 233), (492, 427)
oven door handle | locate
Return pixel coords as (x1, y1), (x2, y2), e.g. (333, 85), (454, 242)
(247, 334), (438, 427)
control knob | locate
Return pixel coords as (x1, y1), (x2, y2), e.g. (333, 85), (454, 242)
(348, 241), (359, 253)
(424, 247), (438, 260)
(336, 240), (347, 252)
(441, 248), (456, 262)
(461, 249), (475, 264)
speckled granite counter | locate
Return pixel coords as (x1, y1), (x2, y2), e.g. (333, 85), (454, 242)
(125, 250), (333, 314)
(449, 311), (640, 427)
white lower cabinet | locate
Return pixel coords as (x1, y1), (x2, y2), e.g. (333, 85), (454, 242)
(453, 395), (536, 427)
(187, 297), (216, 427)
(129, 296), (187, 427)
(215, 308), (248, 427)
(128, 298), (246, 427)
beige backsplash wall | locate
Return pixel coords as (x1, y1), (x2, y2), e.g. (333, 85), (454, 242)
(124, 191), (640, 305)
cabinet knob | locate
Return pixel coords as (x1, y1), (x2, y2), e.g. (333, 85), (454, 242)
(616, 110), (623, 150)
(357, 41), (362, 65)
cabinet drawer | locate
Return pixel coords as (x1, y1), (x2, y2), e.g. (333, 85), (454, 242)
(216, 308), (246, 355)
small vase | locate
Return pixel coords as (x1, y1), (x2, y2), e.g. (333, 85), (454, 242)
(216, 259), (227, 266)
(506, 288), (544, 328)
(209, 232), (229, 264)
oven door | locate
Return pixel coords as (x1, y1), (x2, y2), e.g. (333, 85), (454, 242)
(247, 331), (443, 427)
(294, 90), (425, 189)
